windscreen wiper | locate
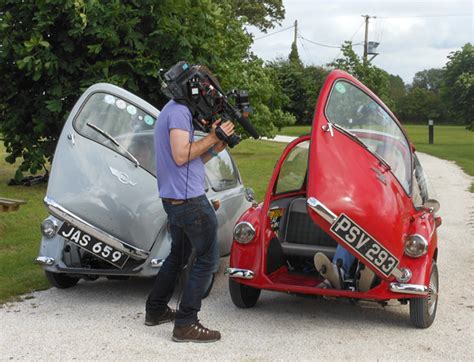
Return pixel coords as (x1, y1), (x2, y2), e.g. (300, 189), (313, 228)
(86, 122), (140, 167)
(331, 123), (392, 171)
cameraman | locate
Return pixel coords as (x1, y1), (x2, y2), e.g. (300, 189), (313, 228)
(145, 66), (234, 343)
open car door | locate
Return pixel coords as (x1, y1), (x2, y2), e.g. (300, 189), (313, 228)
(306, 70), (413, 280)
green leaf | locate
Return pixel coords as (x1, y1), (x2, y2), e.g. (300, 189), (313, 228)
(45, 100), (63, 113)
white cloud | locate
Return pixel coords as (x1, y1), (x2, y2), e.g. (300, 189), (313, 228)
(250, 0), (473, 83)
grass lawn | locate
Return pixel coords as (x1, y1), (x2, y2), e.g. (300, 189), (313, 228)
(0, 148), (50, 303)
(280, 124), (474, 191)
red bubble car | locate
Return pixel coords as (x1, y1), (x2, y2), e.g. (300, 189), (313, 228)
(226, 70), (441, 328)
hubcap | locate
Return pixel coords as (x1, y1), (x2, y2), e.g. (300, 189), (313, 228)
(427, 269), (438, 315)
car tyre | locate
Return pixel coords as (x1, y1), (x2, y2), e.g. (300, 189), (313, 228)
(409, 261), (438, 328)
(45, 271), (80, 289)
(229, 278), (261, 308)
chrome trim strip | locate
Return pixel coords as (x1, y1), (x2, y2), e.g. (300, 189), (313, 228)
(44, 196), (149, 259)
(150, 259), (164, 268)
(225, 268), (255, 279)
(306, 197), (337, 224)
(35, 256), (55, 266)
(389, 282), (429, 296)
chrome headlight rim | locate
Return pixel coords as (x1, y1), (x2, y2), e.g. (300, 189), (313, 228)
(41, 218), (58, 239)
(233, 221), (256, 244)
(404, 234), (428, 258)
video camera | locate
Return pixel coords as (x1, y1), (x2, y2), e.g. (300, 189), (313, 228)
(161, 61), (259, 147)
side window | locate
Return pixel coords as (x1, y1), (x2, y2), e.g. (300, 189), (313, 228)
(205, 150), (239, 191)
(275, 140), (309, 194)
(74, 92), (157, 175)
(413, 154), (429, 205)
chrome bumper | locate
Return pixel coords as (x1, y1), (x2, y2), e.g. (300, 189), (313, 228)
(389, 282), (429, 296)
(44, 196), (149, 260)
(35, 256), (55, 266)
(225, 268), (255, 279)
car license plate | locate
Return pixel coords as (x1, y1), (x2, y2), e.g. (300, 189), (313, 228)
(330, 214), (399, 277)
(58, 222), (129, 268)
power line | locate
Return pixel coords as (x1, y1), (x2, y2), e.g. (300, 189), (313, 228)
(298, 35), (341, 49)
(253, 25), (295, 41)
(377, 14), (472, 19)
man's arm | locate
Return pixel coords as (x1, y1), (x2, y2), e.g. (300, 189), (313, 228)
(170, 121), (234, 166)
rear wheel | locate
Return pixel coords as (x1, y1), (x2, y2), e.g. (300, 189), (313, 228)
(229, 278), (261, 308)
(409, 261), (438, 328)
(45, 271), (80, 289)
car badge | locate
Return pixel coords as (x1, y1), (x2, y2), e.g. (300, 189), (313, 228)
(109, 167), (137, 186)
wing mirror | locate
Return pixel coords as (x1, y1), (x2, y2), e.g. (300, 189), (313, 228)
(422, 199), (440, 213)
(245, 187), (258, 206)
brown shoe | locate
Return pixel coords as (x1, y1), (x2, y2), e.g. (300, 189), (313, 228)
(172, 321), (221, 343)
(145, 306), (176, 326)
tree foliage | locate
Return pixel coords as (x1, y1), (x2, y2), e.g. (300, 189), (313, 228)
(397, 87), (442, 124)
(268, 58), (327, 125)
(412, 68), (444, 93)
(231, 0), (285, 32)
(441, 43), (473, 129)
(0, 0), (292, 179)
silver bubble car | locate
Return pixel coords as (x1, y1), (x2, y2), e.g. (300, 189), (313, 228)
(35, 83), (251, 290)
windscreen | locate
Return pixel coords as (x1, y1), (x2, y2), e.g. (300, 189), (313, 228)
(74, 92), (157, 175)
(325, 80), (411, 193)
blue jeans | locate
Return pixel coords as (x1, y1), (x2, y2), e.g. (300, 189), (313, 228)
(333, 245), (356, 278)
(146, 195), (219, 326)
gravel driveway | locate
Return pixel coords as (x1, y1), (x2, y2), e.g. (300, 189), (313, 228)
(1, 153), (473, 360)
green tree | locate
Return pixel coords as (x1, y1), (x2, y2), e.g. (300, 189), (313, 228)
(441, 43), (474, 129)
(267, 58), (327, 124)
(231, 0), (285, 32)
(387, 74), (406, 115)
(412, 68), (444, 93)
(0, 0), (292, 179)
(397, 87), (442, 124)
(288, 41), (302, 67)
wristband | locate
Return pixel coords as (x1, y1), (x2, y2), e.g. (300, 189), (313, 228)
(208, 147), (218, 157)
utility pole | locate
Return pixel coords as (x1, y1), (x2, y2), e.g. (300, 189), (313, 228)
(362, 15), (370, 65)
(294, 20), (298, 43)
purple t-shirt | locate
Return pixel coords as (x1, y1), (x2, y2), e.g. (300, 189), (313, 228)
(154, 100), (205, 199)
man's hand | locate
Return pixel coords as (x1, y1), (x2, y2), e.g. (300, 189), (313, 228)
(211, 119), (235, 141)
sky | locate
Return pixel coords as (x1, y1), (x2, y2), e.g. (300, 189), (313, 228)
(248, 0), (473, 84)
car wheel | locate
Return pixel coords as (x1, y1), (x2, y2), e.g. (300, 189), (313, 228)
(229, 278), (261, 308)
(409, 261), (438, 328)
(45, 271), (79, 289)
(202, 273), (216, 299)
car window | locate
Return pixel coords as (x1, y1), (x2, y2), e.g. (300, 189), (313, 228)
(413, 154), (429, 205)
(276, 140), (309, 194)
(325, 80), (412, 194)
(74, 92), (157, 175)
(205, 150), (239, 191)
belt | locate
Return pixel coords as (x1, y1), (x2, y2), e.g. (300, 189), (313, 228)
(162, 195), (204, 205)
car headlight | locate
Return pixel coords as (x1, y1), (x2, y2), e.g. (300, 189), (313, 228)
(233, 222), (256, 244)
(404, 234), (428, 257)
(41, 219), (58, 239)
